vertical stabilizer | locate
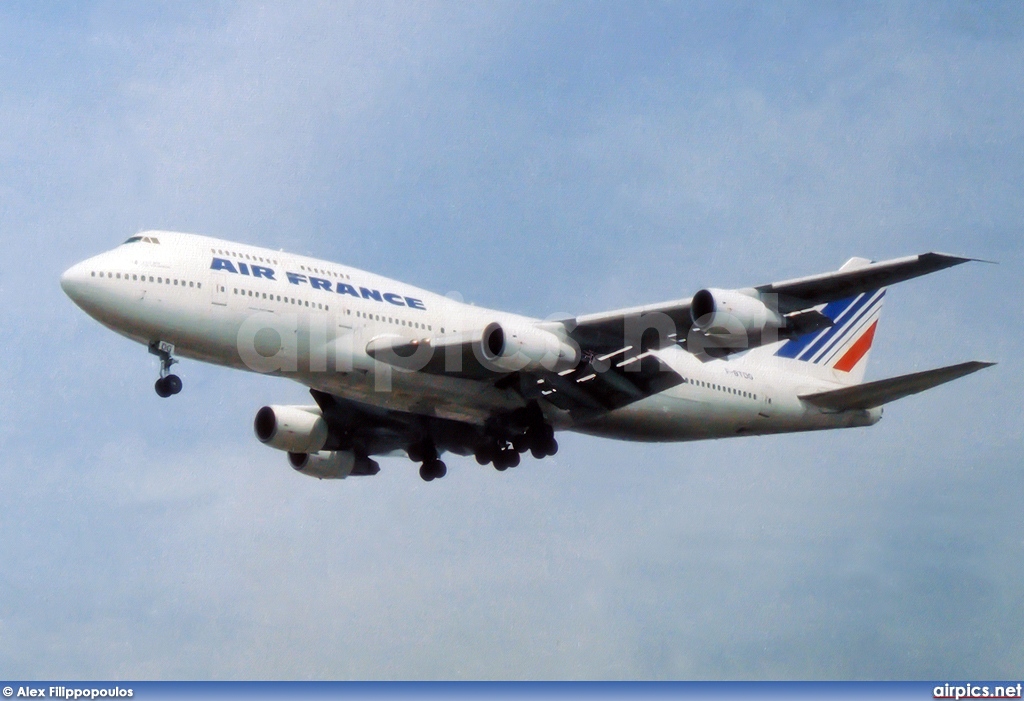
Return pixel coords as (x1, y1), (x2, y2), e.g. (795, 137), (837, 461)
(771, 257), (885, 386)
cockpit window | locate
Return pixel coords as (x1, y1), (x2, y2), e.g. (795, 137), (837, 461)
(123, 236), (143, 244)
(121, 235), (160, 244)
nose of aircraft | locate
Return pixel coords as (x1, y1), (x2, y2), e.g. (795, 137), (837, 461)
(60, 260), (91, 305)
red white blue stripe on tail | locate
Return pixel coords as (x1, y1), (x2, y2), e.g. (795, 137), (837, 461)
(775, 289), (885, 374)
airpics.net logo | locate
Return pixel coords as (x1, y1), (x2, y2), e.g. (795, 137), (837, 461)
(934, 683), (1023, 699)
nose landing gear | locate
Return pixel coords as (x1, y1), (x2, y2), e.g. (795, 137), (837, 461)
(149, 341), (183, 398)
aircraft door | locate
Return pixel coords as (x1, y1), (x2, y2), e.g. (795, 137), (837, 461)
(758, 388), (772, 418)
(211, 271), (229, 306)
(334, 315), (355, 372)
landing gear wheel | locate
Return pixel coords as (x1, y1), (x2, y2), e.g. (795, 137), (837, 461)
(154, 377), (172, 398)
(433, 460), (447, 479)
(544, 437), (558, 456)
(420, 459), (447, 481)
(150, 341), (181, 398)
(527, 425), (557, 458)
(512, 433), (530, 453)
(165, 374), (182, 395)
(493, 449), (519, 471)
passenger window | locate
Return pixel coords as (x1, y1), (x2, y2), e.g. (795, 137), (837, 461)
(197, 283), (201, 289)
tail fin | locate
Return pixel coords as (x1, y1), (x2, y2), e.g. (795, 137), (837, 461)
(772, 257), (885, 386)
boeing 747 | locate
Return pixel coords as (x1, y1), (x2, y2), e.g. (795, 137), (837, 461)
(61, 232), (993, 481)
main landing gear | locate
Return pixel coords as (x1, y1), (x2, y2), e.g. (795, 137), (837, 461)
(408, 441), (447, 482)
(419, 459), (447, 482)
(475, 423), (558, 472)
(149, 341), (183, 398)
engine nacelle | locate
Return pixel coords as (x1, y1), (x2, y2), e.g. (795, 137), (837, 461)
(690, 288), (785, 337)
(288, 450), (380, 479)
(254, 405), (328, 454)
(479, 322), (579, 373)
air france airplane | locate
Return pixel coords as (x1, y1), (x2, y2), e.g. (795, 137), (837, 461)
(61, 231), (993, 482)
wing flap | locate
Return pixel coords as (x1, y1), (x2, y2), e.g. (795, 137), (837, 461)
(799, 361), (995, 411)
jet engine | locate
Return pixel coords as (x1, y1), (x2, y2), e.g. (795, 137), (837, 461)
(254, 404), (328, 454)
(690, 288), (785, 337)
(479, 322), (579, 372)
(288, 450), (380, 479)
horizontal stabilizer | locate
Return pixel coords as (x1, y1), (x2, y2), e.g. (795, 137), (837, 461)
(799, 361), (995, 411)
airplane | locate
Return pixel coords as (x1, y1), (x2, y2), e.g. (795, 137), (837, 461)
(60, 231), (994, 482)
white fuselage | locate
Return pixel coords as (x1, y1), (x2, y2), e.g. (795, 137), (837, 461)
(60, 231), (880, 443)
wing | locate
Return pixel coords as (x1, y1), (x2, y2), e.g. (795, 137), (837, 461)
(565, 252), (981, 353)
(366, 253), (980, 417)
(310, 388), (486, 461)
(755, 252), (983, 312)
(309, 388), (561, 462)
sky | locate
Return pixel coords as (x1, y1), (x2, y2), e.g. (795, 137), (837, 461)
(0, 0), (1022, 680)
